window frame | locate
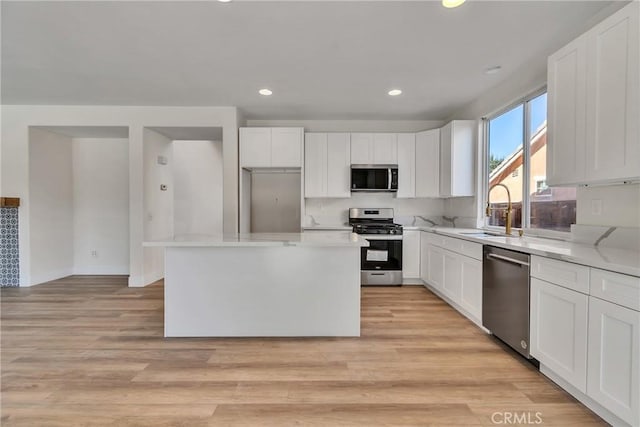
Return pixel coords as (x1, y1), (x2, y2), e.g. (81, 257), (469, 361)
(481, 86), (573, 239)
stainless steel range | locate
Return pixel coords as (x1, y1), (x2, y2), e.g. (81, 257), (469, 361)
(349, 208), (403, 286)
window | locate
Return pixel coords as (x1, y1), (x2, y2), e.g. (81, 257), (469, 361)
(486, 91), (576, 232)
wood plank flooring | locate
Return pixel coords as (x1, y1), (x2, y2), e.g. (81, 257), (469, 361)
(1, 276), (605, 426)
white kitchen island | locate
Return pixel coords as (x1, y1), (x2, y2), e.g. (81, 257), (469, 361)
(144, 232), (368, 337)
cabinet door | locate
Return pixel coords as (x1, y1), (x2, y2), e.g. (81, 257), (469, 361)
(271, 128), (302, 167)
(372, 133), (398, 164)
(439, 122), (452, 197)
(326, 133), (351, 198)
(402, 230), (420, 279)
(587, 297), (640, 426)
(531, 278), (588, 392)
(585, 2), (640, 182)
(415, 129), (440, 198)
(460, 257), (482, 322)
(442, 250), (462, 303)
(240, 128), (271, 167)
(427, 246), (445, 291)
(396, 133), (416, 198)
(420, 234), (430, 283)
(304, 133), (327, 198)
(350, 133), (372, 164)
(449, 120), (475, 197)
(547, 35), (587, 186)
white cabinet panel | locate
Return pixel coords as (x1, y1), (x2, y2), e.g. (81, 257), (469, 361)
(304, 133), (327, 198)
(402, 230), (420, 279)
(585, 2), (640, 182)
(415, 129), (440, 198)
(272, 128), (302, 167)
(460, 257), (482, 321)
(590, 268), (640, 311)
(547, 35), (587, 186)
(372, 133), (397, 164)
(240, 128), (271, 168)
(326, 133), (351, 198)
(530, 256), (590, 294)
(427, 245), (445, 291)
(439, 120), (475, 197)
(304, 133), (350, 198)
(397, 133), (416, 198)
(587, 296), (640, 426)
(442, 251), (462, 302)
(350, 133), (372, 164)
(420, 232), (430, 284)
(531, 278), (588, 392)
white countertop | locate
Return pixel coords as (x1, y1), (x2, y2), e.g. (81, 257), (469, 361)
(417, 227), (640, 277)
(144, 232), (369, 248)
(302, 225), (353, 231)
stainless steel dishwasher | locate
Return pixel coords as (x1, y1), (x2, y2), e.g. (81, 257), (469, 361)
(482, 246), (532, 358)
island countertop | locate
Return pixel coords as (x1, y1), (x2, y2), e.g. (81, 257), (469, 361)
(144, 231), (369, 248)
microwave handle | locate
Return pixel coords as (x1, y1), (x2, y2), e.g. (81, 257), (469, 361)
(388, 168), (391, 190)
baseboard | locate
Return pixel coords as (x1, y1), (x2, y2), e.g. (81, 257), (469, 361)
(73, 266), (129, 275)
(29, 268), (74, 286)
(539, 365), (630, 427)
(402, 278), (424, 285)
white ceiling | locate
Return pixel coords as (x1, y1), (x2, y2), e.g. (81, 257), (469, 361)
(1, 1), (616, 120)
(33, 126), (129, 138)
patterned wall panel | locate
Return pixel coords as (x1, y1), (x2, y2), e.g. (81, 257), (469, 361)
(1, 207), (20, 287)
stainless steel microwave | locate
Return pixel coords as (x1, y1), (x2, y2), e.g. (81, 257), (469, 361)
(351, 165), (398, 192)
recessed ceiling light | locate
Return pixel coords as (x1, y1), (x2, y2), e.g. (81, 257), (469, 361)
(388, 89), (402, 96)
(442, 0), (466, 8)
(218, 0), (232, 3)
(259, 88), (273, 96)
(484, 66), (502, 75)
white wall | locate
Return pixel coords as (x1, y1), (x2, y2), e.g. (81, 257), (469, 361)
(577, 184), (640, 228)
(1, 105), (239, 286)
(28, 128), (74, 285)
(173, 140), (223, 236)
(305, 194), (444, 226)
(72, 138), (129, 275)
(143, 128), (174, 285)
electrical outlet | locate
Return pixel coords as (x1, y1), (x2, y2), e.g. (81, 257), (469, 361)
(591, 199), (603, 216)
(91, 250), (98, 258)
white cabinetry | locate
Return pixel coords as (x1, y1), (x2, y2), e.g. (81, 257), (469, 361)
(402, 230), (420, 279)
(421, 231), (482, 325)
(397, 134), (416, 198)
(304, 133), (350, 198)
(415, 129), (440, 198)
(240, 127), (303, 168)
(547, 1), (639, 185)
(350, 133), (397, 165)
(530, 277), (588, 392)
(587, 296), (639, 426)
(439, 120), (475, 197)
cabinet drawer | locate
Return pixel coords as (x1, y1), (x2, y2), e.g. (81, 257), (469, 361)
(531, 256), (590, 294)
(440, 235), (482, 260)
(590, 269), (640, 311)
(422, 232), (445, 247)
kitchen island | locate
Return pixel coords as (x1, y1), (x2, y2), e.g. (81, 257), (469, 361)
(144, 232), (368, 337)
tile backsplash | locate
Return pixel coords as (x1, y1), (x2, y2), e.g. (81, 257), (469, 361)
(1, 207), (20, 287)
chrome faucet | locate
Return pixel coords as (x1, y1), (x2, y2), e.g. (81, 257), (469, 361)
(486, 183), (513, 235)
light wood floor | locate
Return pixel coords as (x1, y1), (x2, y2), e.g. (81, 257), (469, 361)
(1, 276), (605, 426)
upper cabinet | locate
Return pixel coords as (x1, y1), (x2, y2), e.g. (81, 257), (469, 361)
(415, 129), (440, 198)
(304, 133), (351, 198)
(396, 133), (416, 198)
(350, 133), (397, 165)
(240, 127), (303, 168)
(439, 120), (475, 197)
(547, 2), (639, 185)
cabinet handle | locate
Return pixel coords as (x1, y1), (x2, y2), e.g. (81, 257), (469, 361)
(487, 253), (529, 267)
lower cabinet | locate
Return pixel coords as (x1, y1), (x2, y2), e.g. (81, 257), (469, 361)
(442, 251), (462, 302)
(402, 230), (421, 279)
(460, 257), (482, 322)
(587, 296), (640, 426)
(427, 245), (445, 291)
(530, 278), (588, 392)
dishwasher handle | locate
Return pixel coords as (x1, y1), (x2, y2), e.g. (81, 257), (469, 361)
(486, 253), (530, 267)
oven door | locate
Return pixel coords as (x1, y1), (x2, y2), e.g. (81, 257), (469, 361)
(360, 238), (403, 285)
